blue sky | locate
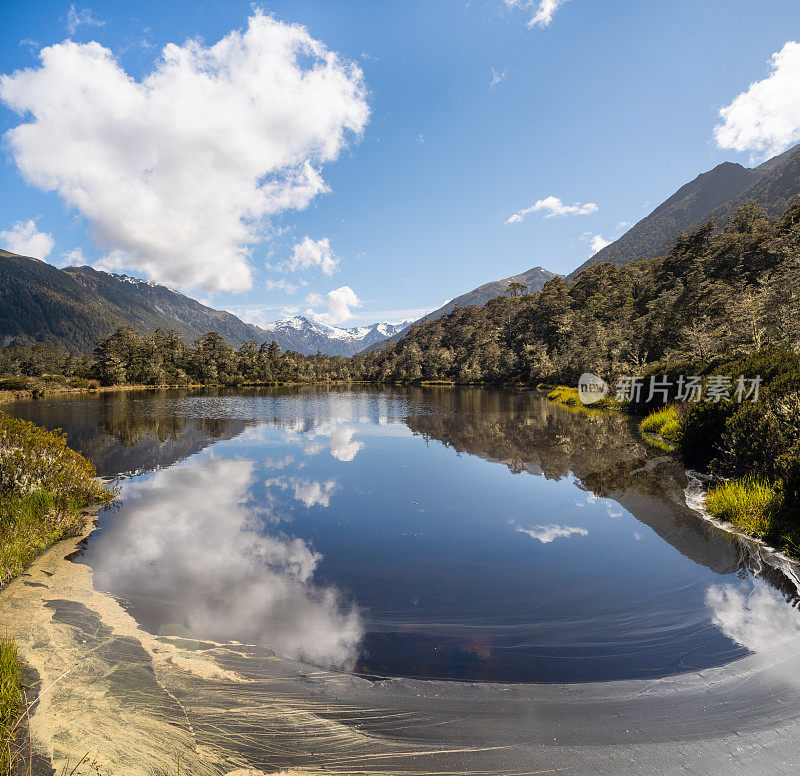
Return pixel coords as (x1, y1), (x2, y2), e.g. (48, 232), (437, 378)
(1, 0), (800, 328)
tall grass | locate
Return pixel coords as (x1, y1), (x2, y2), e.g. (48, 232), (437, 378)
(0, 636), (22, 772)
(705, 476), (779, 537)
(639, 405), (681, 443)
(546, 386), (618, 411)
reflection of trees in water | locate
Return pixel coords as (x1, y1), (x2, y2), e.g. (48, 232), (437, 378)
(405, 388), (648, 483)
(406, 390), (800, 603)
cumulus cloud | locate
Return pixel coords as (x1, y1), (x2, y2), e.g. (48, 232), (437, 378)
(506, 195), (598, 223)
(265, 278), (299, 294)
(329, 426), (363, 461)
(59, 248), (89, 267)
(0, 12), (369, 292)
(516, 524), (588, 543)
(590, 234), (610, 253)
(505, 0), (569, 28)
(312, 285), (361, 325)
(284, 236), (339, 276)
(88, 456), (363, 669)
(715, 41), (800, 158)
(66, 4), (104, 35)
(267, 476), (338, 508)
(0, 219), (54, 258)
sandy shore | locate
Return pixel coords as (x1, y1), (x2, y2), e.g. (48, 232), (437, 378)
(2, 510), (800, 776)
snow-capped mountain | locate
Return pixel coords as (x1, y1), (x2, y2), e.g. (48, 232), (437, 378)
(260, 316), (411, 356)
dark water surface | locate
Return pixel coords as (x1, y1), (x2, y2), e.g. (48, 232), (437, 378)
(9, 386), (800, 683)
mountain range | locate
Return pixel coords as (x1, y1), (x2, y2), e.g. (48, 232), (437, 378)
(3, 142), (800, 359)
(259, 316), (411, 356)
(0, 252), (404, 356)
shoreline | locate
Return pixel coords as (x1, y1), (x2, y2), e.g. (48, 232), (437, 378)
(4, 504), (800, 776)
(684, 470), (800, 593)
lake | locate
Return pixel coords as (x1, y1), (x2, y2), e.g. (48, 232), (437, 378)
(9, 386), (800, 684)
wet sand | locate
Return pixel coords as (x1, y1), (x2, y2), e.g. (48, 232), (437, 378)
(3, 516), (800, 776)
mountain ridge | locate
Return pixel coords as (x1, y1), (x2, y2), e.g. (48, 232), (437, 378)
(570, 144), (800, 277)
(362, 266), (559, 352)
(0, 252), (403, 356)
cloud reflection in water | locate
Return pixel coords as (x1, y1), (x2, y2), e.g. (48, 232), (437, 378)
(706, 582), (800, 654)
(90, 455), (363, 670)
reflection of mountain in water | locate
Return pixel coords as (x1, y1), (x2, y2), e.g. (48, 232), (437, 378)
(404, 390), (742, 577)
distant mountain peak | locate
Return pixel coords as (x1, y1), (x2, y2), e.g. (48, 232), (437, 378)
(260, 315), (412, 353)
(0, 253), (405, 356)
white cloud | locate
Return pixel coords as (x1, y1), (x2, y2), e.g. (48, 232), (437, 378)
(516, 524), (588, 543)
(590, 234), (610, 253)
(267, 476), (338, 508)
(490, 67), (507, 88)
(714, 41), (800, 158)
(312, 285), (361, 325)
(66, 5), (104, 36)
(266, 278), (299, 294)
(0, 219), (54, 258)
(329, 426), (363, 462)
(0, 12), (369, 293)
(506, 195), (598, 224)
(505, 0), (569, 28)
(59, 247), (88, 267)
(284, 236), (339, 276)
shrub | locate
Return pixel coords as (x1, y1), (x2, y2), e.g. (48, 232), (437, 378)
(0, 412), (107, 505)
(0, 411), (113, 584)
(0, 378), (29, 391)
(678, 400), (737, 469)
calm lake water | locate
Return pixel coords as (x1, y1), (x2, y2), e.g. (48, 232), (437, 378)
(9, 386), (800, 683)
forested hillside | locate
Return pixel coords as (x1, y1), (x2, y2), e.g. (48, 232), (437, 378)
(0, 252), (267, 351)
(354, 201), (800, 384)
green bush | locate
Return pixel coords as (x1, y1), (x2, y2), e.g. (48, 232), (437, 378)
(0, 412), (106, 505)
(678, 400), (737, 469)
(0, 411), (113, 584)
(0, 378), (29, 391)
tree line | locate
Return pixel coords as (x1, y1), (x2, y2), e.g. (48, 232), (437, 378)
(2, 201), (800, 392)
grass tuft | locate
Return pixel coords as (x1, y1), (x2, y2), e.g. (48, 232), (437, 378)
(640, 405), (681, 445)
(546, 385), (619, 412)
(0, 635), (22, 771)
(705, 475), (779, 537)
